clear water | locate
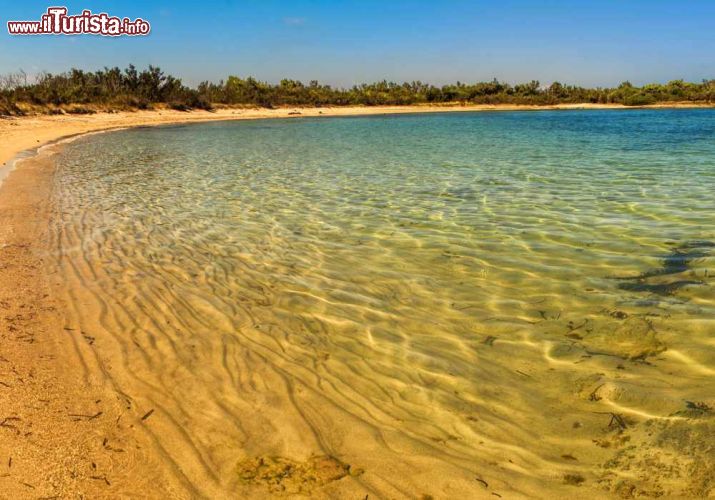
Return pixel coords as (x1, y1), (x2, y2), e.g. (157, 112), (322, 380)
(51, 110), (715, 497)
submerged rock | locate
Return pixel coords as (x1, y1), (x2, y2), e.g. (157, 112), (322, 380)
(237, 455), (351, 494)
(599, 414), (715, 498)
(580, 317), (666, 360)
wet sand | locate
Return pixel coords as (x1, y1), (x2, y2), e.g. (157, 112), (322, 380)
(0, 145), (185, 496)
(1, 106), (714, 498)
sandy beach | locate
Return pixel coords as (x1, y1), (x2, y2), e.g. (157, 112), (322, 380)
(5, 0), (715, 494)
(2, 102), (713, 169)
(1, 104), (714, 498)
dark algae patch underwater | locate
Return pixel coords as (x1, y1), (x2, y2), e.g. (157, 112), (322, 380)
(614, 240), (713, 296)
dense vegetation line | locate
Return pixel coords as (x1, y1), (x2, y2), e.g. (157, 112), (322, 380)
(1, 65), (714, 115)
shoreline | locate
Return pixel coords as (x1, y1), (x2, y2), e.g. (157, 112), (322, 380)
(2, 102), (714, 170)
(0, 102), (598, 497)
(0, 141), (184, 496)
(0, 103), (713, 497)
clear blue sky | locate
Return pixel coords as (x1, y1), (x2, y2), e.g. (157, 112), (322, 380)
(1, 0), (713, 88)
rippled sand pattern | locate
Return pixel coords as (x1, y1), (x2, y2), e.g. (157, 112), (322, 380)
(49, 111), (715, 498)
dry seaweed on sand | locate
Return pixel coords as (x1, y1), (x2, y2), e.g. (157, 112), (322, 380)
(673, 400), (714, 418)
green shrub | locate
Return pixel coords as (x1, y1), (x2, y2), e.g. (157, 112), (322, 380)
(183, 93), (213, 111)
(0, 96), (23, 116)
(623, 93), (657, 106)
(168, 101), (191, 111)
(1, 65), (713, 114)
(66, 106), (96, 114)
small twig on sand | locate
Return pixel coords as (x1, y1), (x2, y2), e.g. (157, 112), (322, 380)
(515, 369), (533, 379)
(593, 411), (627, 430)
(68, 411), (102, 421)
(0, 417), (20, 433)
(589, 384), (605, 401)
(102, 437), (125, 452)
(141, 409), (155, 421)
(90, 475), (111, 486)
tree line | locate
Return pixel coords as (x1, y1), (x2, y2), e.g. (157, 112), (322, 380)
(2, 65), (714, 115)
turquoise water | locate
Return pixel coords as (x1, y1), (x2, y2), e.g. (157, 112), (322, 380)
(51, 110), (715, 497)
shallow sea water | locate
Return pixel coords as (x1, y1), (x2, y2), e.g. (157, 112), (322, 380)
(50, 110), (715, 498)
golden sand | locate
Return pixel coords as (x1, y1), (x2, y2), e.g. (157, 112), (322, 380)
(1, 104), (714, 498)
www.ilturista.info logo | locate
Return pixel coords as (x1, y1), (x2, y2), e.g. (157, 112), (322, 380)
(7, 7), (150, 36)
